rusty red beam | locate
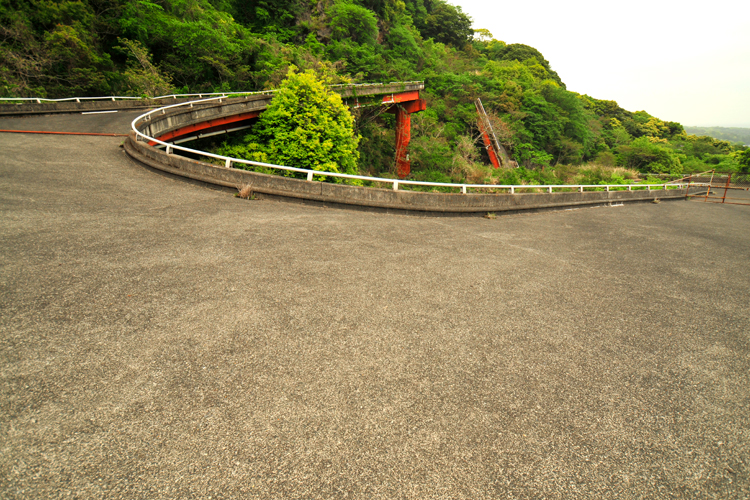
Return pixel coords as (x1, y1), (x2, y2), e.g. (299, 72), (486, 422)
(382, 91), (421, 105)
(149, 111), (260, 145)
(477, 119), (500, 169)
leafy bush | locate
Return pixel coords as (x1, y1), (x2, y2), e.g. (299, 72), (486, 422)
(738, 149), (750, 173)
(219, 68), (361, 182)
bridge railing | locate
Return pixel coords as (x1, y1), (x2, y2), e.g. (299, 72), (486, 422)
(0, 91), (272, 104)
(132, 94), (690, 195)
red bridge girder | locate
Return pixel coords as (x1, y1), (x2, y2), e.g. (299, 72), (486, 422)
(149, 110), (261, 146)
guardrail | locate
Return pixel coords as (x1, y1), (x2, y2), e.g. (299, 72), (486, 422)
(0, 91), (267, 104)
(131, 94), (689, 195)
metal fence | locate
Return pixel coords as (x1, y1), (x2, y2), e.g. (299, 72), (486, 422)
(0, 91), (269, 104)
(684, 171), (750, 205)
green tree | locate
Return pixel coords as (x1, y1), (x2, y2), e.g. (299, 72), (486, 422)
(328, 2), (379, 45)
(492, 44), (564, 87)
(738, 148), (750, 174)
(417, 0), (472, 48)
(115, 38), (173, 96)
(243, 68), (361, 179)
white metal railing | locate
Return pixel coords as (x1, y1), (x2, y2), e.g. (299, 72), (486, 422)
(131, 95), (690, 194)
(0, 91), (271, 104)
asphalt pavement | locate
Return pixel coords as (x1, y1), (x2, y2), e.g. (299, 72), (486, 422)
(1, 114), (749, 499)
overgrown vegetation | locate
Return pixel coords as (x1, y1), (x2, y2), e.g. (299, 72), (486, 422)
(2, 0), (745, 180)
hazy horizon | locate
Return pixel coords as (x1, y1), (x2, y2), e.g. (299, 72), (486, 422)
(454, 0), (750, 128)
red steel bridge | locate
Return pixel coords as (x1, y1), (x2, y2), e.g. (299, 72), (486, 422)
(145, 82), (426, 179)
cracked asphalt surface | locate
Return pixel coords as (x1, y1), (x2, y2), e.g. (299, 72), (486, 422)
(1, 112), (749, 499)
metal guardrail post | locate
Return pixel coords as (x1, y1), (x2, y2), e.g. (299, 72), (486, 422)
(722, 173), (731, 203)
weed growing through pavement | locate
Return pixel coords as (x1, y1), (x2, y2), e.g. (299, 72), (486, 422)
(484, 212), (497, 219)
(236, 184), (256, 200)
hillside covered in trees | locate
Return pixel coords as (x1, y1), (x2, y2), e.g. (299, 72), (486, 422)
(2, 0), (748, 182)
(684, 127), (750, 147)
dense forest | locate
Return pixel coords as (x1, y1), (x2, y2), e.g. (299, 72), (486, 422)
(2, 0), (748, 183)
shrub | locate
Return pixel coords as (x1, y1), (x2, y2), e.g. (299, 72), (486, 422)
(226, 68), (361, 182)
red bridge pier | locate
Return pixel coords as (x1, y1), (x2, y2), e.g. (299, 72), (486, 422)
(383, 91), (426, 179)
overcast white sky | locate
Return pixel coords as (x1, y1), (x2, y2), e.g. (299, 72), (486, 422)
(453, 0), (750, 127)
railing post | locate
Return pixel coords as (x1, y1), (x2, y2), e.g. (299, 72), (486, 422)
(548, 186), (552, 193)
(579, 186), (583, 192)
(722, 173), (731, 203)
(461, 185), (467, 194)
(510, 186), (514, 194)
(225, 159), (231, 169)
(606, 185), (610, 192)
(166, 145), (172, 155)
(307, 171), (314, 182)
(393, 181), (399, 191)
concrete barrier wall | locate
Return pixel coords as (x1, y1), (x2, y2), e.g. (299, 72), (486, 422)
(125, 134), (687, 214)
(0, 97), (202, 115)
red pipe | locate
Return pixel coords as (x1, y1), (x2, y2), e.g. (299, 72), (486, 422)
(0, 129), (127, 137)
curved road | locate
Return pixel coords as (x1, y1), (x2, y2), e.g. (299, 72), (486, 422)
(1, 113), (749, 498)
